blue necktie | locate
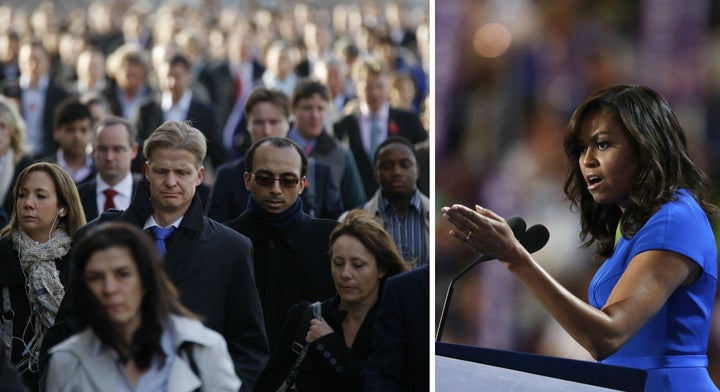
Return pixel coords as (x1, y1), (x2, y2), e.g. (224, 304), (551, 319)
(149, 226), (176, 257)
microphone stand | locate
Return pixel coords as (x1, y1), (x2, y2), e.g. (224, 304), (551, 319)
(436, 254), (491, 341)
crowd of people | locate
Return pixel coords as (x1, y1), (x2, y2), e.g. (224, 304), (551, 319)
(0, 1), (430, 391)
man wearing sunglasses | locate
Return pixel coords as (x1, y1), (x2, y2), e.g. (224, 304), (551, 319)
(207, 86), (343, 221)
(225, 137), (337, 351)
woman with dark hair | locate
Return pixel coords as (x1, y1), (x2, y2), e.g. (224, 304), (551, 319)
(44, 222), (240, 391)
(255, 209), (409, 392)
(0, 162), (85, 391)
(443, 85), (719, 391)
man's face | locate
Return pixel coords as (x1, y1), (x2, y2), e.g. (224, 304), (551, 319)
(164, 63), (192, 99)
(292, 93), (327, 140)
(374, 142), (418, 200)
(117, 62), (146, 93)
(92, 123), (138, 186)
(54, 118), (93, 159)
(356, 73), (388, 113)
(144, 147), (203, 215)
(248, 101), (290, 142)
(244, 144), (305, 214)
(18, 44), (48, 82)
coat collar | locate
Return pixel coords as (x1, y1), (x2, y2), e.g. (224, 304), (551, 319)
(119, 180), (204, 233)
(237, 210), (313, 253)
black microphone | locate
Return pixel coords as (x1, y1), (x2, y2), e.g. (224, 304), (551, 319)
(436, 219), (551, 341)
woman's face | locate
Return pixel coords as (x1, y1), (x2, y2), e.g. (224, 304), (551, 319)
(16, 171), (63, 243)
(84, 246), (143, 336)
(331, 234), (385, 308)
(577, 110), (639, 212)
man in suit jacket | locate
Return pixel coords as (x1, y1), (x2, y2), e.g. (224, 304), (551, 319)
(133, 53), (227, 171)
(77, 116), (139, 220)
(208, 87), (343, 221)
(333, 56), (427, 199)
(210, 27), (266, 159)
(1, 38), (69, 157)
(49, 121), (269, 392)
(363, 265), (429, 392)
(224, 137), (337, 351)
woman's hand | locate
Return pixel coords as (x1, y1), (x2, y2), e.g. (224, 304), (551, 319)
(441, 204), (525, 263)
(305, 318), (334, 343)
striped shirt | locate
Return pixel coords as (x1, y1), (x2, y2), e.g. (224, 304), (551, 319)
(379, 190), (428, 266)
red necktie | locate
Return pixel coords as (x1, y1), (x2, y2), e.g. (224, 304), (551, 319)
(103, 188), (118, 211)
(304, 143), (313, 156)
(234, 73), (243, 104)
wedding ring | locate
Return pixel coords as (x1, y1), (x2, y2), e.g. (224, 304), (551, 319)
(466, 230), (472, 240)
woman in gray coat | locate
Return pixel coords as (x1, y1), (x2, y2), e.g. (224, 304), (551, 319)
(44, 222), (240, 391)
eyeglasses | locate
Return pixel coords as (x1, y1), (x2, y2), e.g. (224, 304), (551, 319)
(251, 173), (300, 188)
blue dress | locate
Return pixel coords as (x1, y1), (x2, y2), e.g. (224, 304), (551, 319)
(588, 189), (719, 391)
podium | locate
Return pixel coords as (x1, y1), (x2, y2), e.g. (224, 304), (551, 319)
(436, 342), (646, 391)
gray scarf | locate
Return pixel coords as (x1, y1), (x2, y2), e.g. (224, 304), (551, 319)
(12, 225), (71, 372)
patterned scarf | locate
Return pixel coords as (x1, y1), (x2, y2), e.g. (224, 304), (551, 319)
(12, 225), (71, 371)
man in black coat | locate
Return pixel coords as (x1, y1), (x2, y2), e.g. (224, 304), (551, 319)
(224, 137), (338, 351)
(363, 265), (429, 392)
(76, 116), (140, 220)
(133, 53), (226, 172)
(49, 120), (268, 392)
(333, 56), (427, 199)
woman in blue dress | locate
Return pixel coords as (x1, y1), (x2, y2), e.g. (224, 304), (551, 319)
(442, 84), (719, 391)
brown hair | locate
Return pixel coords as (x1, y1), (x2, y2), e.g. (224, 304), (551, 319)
(330, 209), (410, 274)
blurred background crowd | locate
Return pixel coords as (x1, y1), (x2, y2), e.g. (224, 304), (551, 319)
(435, 0), (720, 386)
(0, 0), (429, 178)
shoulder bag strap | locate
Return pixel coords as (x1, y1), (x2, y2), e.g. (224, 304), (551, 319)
(277, 301), (322, 392)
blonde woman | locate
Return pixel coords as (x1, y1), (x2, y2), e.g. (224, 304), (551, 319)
(0, 94), (32, 216)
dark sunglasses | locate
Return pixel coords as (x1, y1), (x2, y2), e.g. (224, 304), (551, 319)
(251, 173), (300, 188)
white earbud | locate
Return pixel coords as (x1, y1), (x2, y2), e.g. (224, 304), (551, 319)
(58, 207), (64, 215)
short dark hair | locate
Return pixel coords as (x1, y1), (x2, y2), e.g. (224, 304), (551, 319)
(167, 53), (191, 70)
(71, 222), (195, 370)
(53, 98), (92, 129)
(244, 87), (290, 120)
(373, 136), (418, 166)
(291, 79), (330, 107)
(244, 137), (307, 177)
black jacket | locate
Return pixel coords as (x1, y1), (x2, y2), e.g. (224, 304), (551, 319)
(224, 211), (338, 351)
(49, 180), (269, 392)
(255, 295), (379, 392)
(0, 237), (72, 392)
